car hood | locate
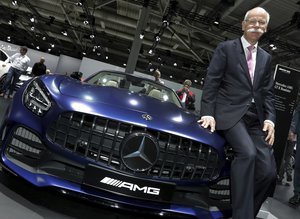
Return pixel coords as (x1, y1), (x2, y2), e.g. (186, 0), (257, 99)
(44, 76), (224, 148)
(58, 77), (192, 121)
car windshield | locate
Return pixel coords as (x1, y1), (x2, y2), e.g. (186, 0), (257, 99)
(85, 71), (182, 108)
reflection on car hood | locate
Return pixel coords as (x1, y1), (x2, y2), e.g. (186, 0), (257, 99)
(43, 76), (224, 148)
(58, 77), (192, 121)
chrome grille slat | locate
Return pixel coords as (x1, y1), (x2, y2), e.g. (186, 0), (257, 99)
(47, 112), (221, 181)
(96, 119), (109, 162)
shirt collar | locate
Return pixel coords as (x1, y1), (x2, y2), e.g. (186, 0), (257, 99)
(241, 36), (258, 51)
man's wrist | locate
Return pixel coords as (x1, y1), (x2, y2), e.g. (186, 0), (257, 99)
(201, 115), (215, 120)
(264, 120), (275, 128)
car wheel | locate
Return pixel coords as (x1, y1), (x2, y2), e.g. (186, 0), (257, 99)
(0, 74), (6, 89)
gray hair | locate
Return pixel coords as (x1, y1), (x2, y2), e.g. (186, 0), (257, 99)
(244, 7), (270, 24)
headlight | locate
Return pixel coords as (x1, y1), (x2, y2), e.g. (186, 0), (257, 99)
(23, 79), (52, 116)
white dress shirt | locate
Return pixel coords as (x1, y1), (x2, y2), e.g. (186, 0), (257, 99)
(5, 53), (30, 71)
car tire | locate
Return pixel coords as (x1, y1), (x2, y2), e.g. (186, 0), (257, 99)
(0, 74), (6, 89)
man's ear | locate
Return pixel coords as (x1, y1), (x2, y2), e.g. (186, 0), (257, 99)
(242, 21), (245, 31)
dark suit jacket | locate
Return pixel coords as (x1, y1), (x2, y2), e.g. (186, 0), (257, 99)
(200, 38), (276, 130)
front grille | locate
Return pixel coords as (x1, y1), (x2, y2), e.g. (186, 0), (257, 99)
(5, 127), (46, 164)
(209, 178), (231, 201)
(47, 112), (221, 181)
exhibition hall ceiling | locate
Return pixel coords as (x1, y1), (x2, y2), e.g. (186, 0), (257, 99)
(0, 0), (300, 84)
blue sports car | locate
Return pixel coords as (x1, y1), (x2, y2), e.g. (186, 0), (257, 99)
(0, 70), (232, 218)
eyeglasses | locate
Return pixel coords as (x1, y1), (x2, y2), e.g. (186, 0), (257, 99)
(245, 19), (267, 26)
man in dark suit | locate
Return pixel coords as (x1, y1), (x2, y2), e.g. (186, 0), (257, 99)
(31, 57), (46, 76)
(198, 7), (276, 219)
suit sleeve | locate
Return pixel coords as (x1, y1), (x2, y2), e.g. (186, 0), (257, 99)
(262, 54), (276, 124)
(200, 42), (227, 117)
(32, 63), (37, 76)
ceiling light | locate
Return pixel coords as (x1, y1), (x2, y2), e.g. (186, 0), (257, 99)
(83, 20), (89, 25)
(173, 62), (177, 66)
(139, 32), (144, 39)
(50, 43), (55, 48)
(271, 46), (277, 51)
(162, 20), (169, 26)
(90, 34), (95, 39)
(76, 1), (82, 6)
(61, 30), (68, 36)
(97, 53), (101, 56)
(213, 20), (219, 25)
(155, 35), (160, 42)
(148, 49), (153, 54)
(157, 56), (161, 61)
(31, 26), (35, 31)
(36, 46), (40, 50)
(82, 52), (86, 55)
(7, 36), (11, 42)
(213, 16), (220, 26)
(42, 36), (46, 40)
(169, 75), (173, 78)
(123, 63), (126, 66)
(269, 43), (275, 47)
(92, 48), (96, 52)
(48, 48), (51, 52)
(12, 0), (17, 6)
(105, 56), (108, 59)
(30, 17), (35, 23)
(8, 20), (12, 25)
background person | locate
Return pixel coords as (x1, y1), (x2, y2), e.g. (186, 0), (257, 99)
(278, 105), (298, 184)
(198, 7), (276, 219)
(0, 46), (30, 98)
(32, 57), (46, 76)
(176, 79), (195, 110)
(153, 69), (164, 84)
(287, 101), (300, 205)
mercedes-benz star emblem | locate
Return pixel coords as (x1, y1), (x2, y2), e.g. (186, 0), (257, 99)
(142, 113), (152, 121)
(120, 132), (159, 172)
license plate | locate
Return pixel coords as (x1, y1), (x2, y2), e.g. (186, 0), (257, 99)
(82, 164), (176, 202)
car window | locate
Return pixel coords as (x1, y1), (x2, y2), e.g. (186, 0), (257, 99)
(0, 50), (8, 62)
(85, 71), (182, 107)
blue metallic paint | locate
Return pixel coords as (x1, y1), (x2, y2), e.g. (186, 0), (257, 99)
(0, 72), (231, 219)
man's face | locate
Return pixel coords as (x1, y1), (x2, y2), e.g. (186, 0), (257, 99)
(242, 9), (268, 43)
(20, 48), (27, 55)
(183, 84), (190, 91)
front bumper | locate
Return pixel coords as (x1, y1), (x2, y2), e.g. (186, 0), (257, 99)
(0, 123), (232, 219)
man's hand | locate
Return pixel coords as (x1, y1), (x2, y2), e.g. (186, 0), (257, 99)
(263, 122), (275, 146)
(198, 116), (216, 132)
(183, 86), (189, 93)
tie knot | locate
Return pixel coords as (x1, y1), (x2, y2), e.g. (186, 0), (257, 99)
(247, 45), (254, 51)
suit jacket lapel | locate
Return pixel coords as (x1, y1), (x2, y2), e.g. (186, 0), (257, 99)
(253, 47), (263, 86)
(237, 39), (252, 85)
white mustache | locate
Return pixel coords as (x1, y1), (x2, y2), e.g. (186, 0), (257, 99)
(247, 28), (264, 33)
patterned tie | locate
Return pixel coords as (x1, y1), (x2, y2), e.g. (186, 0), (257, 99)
(247, 45), (255, 83)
